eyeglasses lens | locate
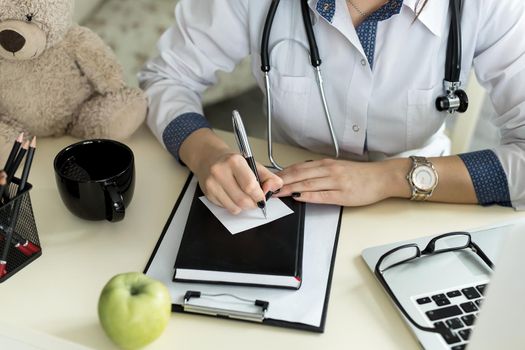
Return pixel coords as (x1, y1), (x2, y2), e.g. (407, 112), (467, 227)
(380, 246), (419, 272)
(433, 234), (470, 252)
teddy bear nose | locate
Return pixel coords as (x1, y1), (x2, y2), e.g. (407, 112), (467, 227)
(0, 30), (26, 53)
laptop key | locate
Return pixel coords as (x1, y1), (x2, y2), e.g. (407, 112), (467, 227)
(451, 345), (466, 350)
(416, 297), (432, 305)
(461, 314), (476, 326)
(435, 298), (451, 307)
(475, 299), (483, 308)
(460, 302), (478, 313)
(446, 290), (461, 298)
(446, 318), (464, 330)
(459, 328), (472, 341)
(462, 287), (481, 300)
(432, 294), (451, 306)
(426, 305), (463, 321)
(432, 293), (447, 300)
(476, 284), (487, 295)
(434, 321), (446, 329)
(439, 328), (462, 345)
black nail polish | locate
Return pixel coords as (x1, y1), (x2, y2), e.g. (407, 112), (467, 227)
(265, 191), (274, 201)
(305, 160), (313, 162)
(292, 192), (301, 198)
(273, 188), (282, 194)
(257, 200), (266, 209)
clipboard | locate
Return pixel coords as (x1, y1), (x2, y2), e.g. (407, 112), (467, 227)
(144, 174), (343, 332)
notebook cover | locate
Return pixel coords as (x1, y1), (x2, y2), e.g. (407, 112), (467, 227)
(173, 186), (305, 289)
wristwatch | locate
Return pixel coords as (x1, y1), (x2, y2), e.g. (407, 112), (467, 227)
(407, 156), (439, 201)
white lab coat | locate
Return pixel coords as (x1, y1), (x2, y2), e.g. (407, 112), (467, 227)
(139, 0), (525, 209)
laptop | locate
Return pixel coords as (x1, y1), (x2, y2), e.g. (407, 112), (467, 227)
(362, 221), (525, 350)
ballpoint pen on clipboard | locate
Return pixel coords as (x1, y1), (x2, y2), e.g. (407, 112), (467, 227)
(232, 110), (268, 219)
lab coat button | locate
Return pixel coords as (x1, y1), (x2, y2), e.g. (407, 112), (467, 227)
(352, 124), (360, 132)
(360, 59), (367, 66)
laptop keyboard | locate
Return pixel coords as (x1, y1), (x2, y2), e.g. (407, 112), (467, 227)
(414, 283), (488, 349)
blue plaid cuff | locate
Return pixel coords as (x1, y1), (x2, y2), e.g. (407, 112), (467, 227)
(459, 150), (512, 207)
(162, 113), (211, 163)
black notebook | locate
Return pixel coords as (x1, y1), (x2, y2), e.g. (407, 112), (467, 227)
(173, 186), (305, 289)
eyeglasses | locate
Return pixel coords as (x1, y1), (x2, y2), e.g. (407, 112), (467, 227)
(374, 232), (494, 339)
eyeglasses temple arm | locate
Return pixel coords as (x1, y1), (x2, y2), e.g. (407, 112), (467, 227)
(471, 241), (495, 270)
(373, 267), (439, 335)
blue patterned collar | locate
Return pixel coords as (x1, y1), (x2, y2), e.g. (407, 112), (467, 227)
(316, 0), (337, 22)
(365, 0), (403, 22)
(316, 0), (403, 23)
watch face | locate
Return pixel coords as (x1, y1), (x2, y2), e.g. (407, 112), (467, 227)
(412, 166), (437, 191)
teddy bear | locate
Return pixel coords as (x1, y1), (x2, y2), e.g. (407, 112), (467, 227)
(0, 0), (147, 164)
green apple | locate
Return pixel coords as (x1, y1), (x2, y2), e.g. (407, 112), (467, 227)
(98, 272), (171, 350)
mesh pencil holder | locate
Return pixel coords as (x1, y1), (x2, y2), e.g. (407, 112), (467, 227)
(0, 178), (41, 283)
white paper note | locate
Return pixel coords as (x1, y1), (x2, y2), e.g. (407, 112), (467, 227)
(199, 196), (294, 235)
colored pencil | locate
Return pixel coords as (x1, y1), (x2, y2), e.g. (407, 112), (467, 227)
(2, 140), (29, 203)
(17, 137), (36, 195)
(3, 133), (23, 172)
(0, 171), (6, 205)
(6, 140), (29, 181)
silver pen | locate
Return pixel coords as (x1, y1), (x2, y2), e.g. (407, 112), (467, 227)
(232, 110), (268, 219)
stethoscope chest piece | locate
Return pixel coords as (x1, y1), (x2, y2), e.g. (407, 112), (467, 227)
(436, 82), (469, 114)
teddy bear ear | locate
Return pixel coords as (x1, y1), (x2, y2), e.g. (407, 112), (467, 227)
(35, 0), (75, 49)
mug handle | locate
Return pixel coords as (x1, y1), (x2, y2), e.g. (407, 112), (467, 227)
(104, 183), (125, 222)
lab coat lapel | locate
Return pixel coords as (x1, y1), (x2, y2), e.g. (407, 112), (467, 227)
(308, 0), (368, 61)
(403, 0), (448, 37)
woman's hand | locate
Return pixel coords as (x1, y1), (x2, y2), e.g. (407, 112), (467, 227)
(180, 129), (283, 215)
(194, 150), (283, 214)
(275, 158), (411, 206)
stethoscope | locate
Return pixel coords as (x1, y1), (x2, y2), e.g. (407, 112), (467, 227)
(261, 0), (468, 171)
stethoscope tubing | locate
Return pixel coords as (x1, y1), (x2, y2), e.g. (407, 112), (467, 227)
(445, 0), (463, 82)
(262, 0), (340, 170)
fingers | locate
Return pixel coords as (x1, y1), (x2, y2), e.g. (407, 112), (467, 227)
(204, 179), (242, 215)
(277, 159), (334, 185)
(291, 190), (341, 205)
(257, 164), (284, 194)
(276, 177), (337, 197)
(203, 153), (283, 214)
(272, 159), (343, 205)
(232, 159), (266, 204)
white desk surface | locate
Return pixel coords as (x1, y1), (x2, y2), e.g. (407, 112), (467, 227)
(1, 126), (523, 350)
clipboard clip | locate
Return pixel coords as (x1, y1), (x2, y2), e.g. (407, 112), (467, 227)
(183, 291), (269, 323)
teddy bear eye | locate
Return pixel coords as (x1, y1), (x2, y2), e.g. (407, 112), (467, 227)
(26, 14), (34, 22)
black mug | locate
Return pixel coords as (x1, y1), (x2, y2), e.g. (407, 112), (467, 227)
(54, 140), (135, 222)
